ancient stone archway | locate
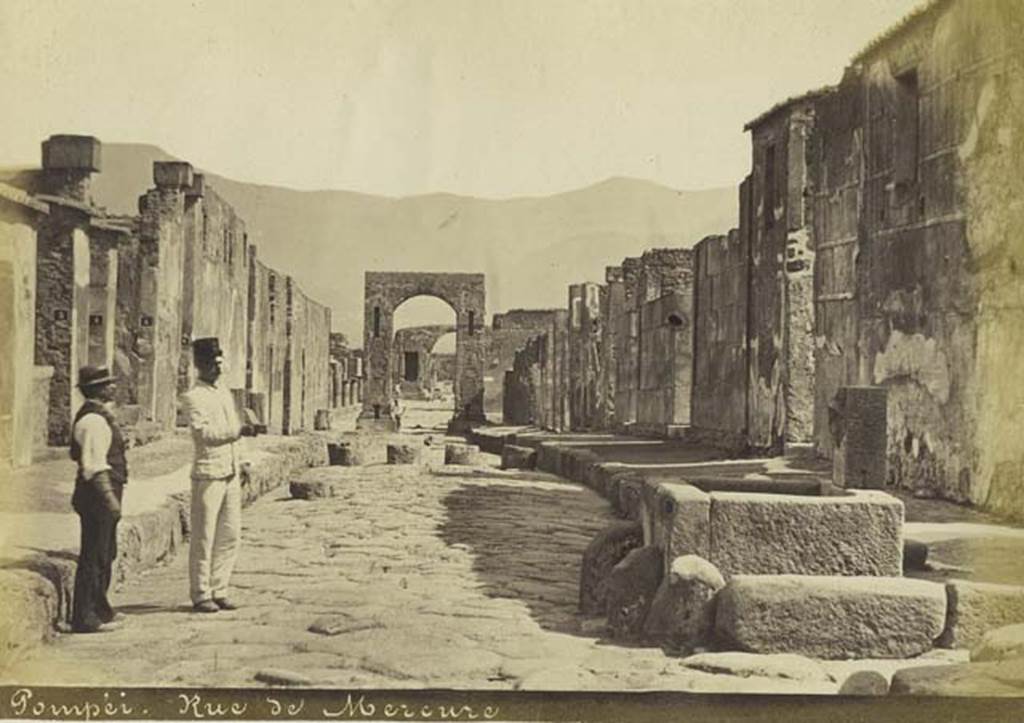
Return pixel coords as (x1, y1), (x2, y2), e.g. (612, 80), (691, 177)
(392, 324), (457, 399)
(358, 272), (485, 432)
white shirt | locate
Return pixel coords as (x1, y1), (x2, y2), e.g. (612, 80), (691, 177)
(73, 412), (113, 480)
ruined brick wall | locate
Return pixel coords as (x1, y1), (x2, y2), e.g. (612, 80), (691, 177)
(137, 175), (188, 430)
(813, 0), (1024, 508)
(487, 310), (559, 417)
(567, 283), (604, 430)
(180, 183), (249, 397)
(247, 258), (288, 432)
(636, 290), (694, 431)
(614, 258), (641, 426)
(692, 228), (749, 443)
(601, 266), (624, 429)
(746, 100), (818, 453)
(0, 196), (43, 466)
(284, 277), (331, 433)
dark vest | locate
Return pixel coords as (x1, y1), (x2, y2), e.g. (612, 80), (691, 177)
(70, 400), (128, 487)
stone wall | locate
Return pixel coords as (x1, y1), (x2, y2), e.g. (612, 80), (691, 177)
(247, 257), (289, 432)
(567, 283), (604, 430)
(487, 310), (559, 417)
(811, 0), (1024, 510)
(636, 290), (693, 432)
(692, 229), (749, 447)
(392, 324), (455, 399)
(0, 188), (46, 467)
(284, 277), (331, 434)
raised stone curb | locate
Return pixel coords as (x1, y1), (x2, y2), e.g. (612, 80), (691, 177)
(651, 484), (711, 574)
(500, 445), (536, 470)
(0, 434), (328, 664)
(387, 443), (422, 465)
(940, 580), (1024, 649)
(970, 623), (1024, 662)
(889, 658), (1024, 696)
(444, 443), (481, 466)
(708, 490), (903, 577)
(715, 575), (947, 659)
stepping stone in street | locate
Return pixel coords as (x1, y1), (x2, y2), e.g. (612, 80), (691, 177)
(289, 468), (340, 499)
(444, 443), (481, 465)
(327, 440), (364, 466)
(501, 444), (536, 470)
(387, 443), (421, 464)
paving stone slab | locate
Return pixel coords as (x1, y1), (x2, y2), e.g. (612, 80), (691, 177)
(708, 489), (903, 577)
(680, 652), (835, 684)
(890, 658), (1024, 696)
(941, 580), (1024, 649)
(715, 575), (947, 659)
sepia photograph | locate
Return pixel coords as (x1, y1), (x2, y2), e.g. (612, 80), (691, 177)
(1, 0), (1023, 719)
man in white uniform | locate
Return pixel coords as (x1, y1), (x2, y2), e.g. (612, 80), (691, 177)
(180, 337), (250, 613)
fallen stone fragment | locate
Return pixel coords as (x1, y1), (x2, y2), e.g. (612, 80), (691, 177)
(308, 615), (381, 636)
(254, 668), (314, 687)
(680, 652), (834, 684)
(715, 575), (947, 659)
(940, 580), (1024, 649)
(970, 622), (1024, 662)
(890, 658), (1024, 696)
(838, 669), (889, 696)
(387, 443), (421, 465)
(288, 468), (340, 499)
(501, 444), (536, 470)
(444, 443), (481, 465)
(903, 538), (928, 571)
(643, 555), (724, 653)
(579, 520), (643, 615)
(602, 545), (663, 640)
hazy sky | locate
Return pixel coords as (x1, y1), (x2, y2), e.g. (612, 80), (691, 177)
(2, 0), (921, 197)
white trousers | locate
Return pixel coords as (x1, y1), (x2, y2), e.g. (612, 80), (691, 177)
(189, 474), (242, 604)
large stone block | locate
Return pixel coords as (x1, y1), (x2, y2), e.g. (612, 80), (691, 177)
(708, 489), (903, 577)
(890, 658), (1024, 696)
(971, 623), (1024, 662)
(388, 443), (422, 465)
(500, 444), (536, 470)
(940, 580), (1024, 649)
(153, 161), (194, 189)
(715, 575), (947, 659)
(41, 135), (101, 171)
(642, 555), (724, 653)
(830, 386), (887, 489)
(290, 468), (340, 499)
(579, 520), (643, 615)
(651, 483), (711, 574)
(444, 443), (480, 465)
(327, 441), (364, 466)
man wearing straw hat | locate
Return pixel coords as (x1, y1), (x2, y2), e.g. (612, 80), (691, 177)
(69, 365), (127, 633)
(180, 337), (250, 613)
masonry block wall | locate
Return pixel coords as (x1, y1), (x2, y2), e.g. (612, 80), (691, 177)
(811, 0), (1024, 511)
(284, 277), (331, 434)
(567, 283), (604, 430)
(692, 229), (749, 448)
(487, 310), (559, 417)
(248, 258), (289, 432)
(0, 187), (48, 467)
(613, 257), (641, 427)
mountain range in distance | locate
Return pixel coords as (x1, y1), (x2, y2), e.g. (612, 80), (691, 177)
(87, 143), (738, 342)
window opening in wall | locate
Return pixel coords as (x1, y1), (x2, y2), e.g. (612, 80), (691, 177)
(373, 306), (381, 337)
(468, 310), (475, 335)
(667, 313), (684, 327)
(764, 144), (777, 231)
(404, 351), (419, 382)
(373, 403), (381, 419)
(894, 68), (920, 187)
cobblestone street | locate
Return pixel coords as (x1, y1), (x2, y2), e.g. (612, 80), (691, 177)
(0, 404), (862, 693)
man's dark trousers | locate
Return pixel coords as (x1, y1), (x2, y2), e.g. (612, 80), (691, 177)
(71, 484), (122, 631)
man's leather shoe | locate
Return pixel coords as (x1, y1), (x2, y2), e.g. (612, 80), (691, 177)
(193, 600), (220, 613)
(213, 597), (239, 611)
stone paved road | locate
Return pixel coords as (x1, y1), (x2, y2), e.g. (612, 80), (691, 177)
(1, 404), (947, 694)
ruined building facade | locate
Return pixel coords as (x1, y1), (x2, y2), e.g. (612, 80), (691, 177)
(501, 0), (1024, 518)
(1, 135), (360, 467)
